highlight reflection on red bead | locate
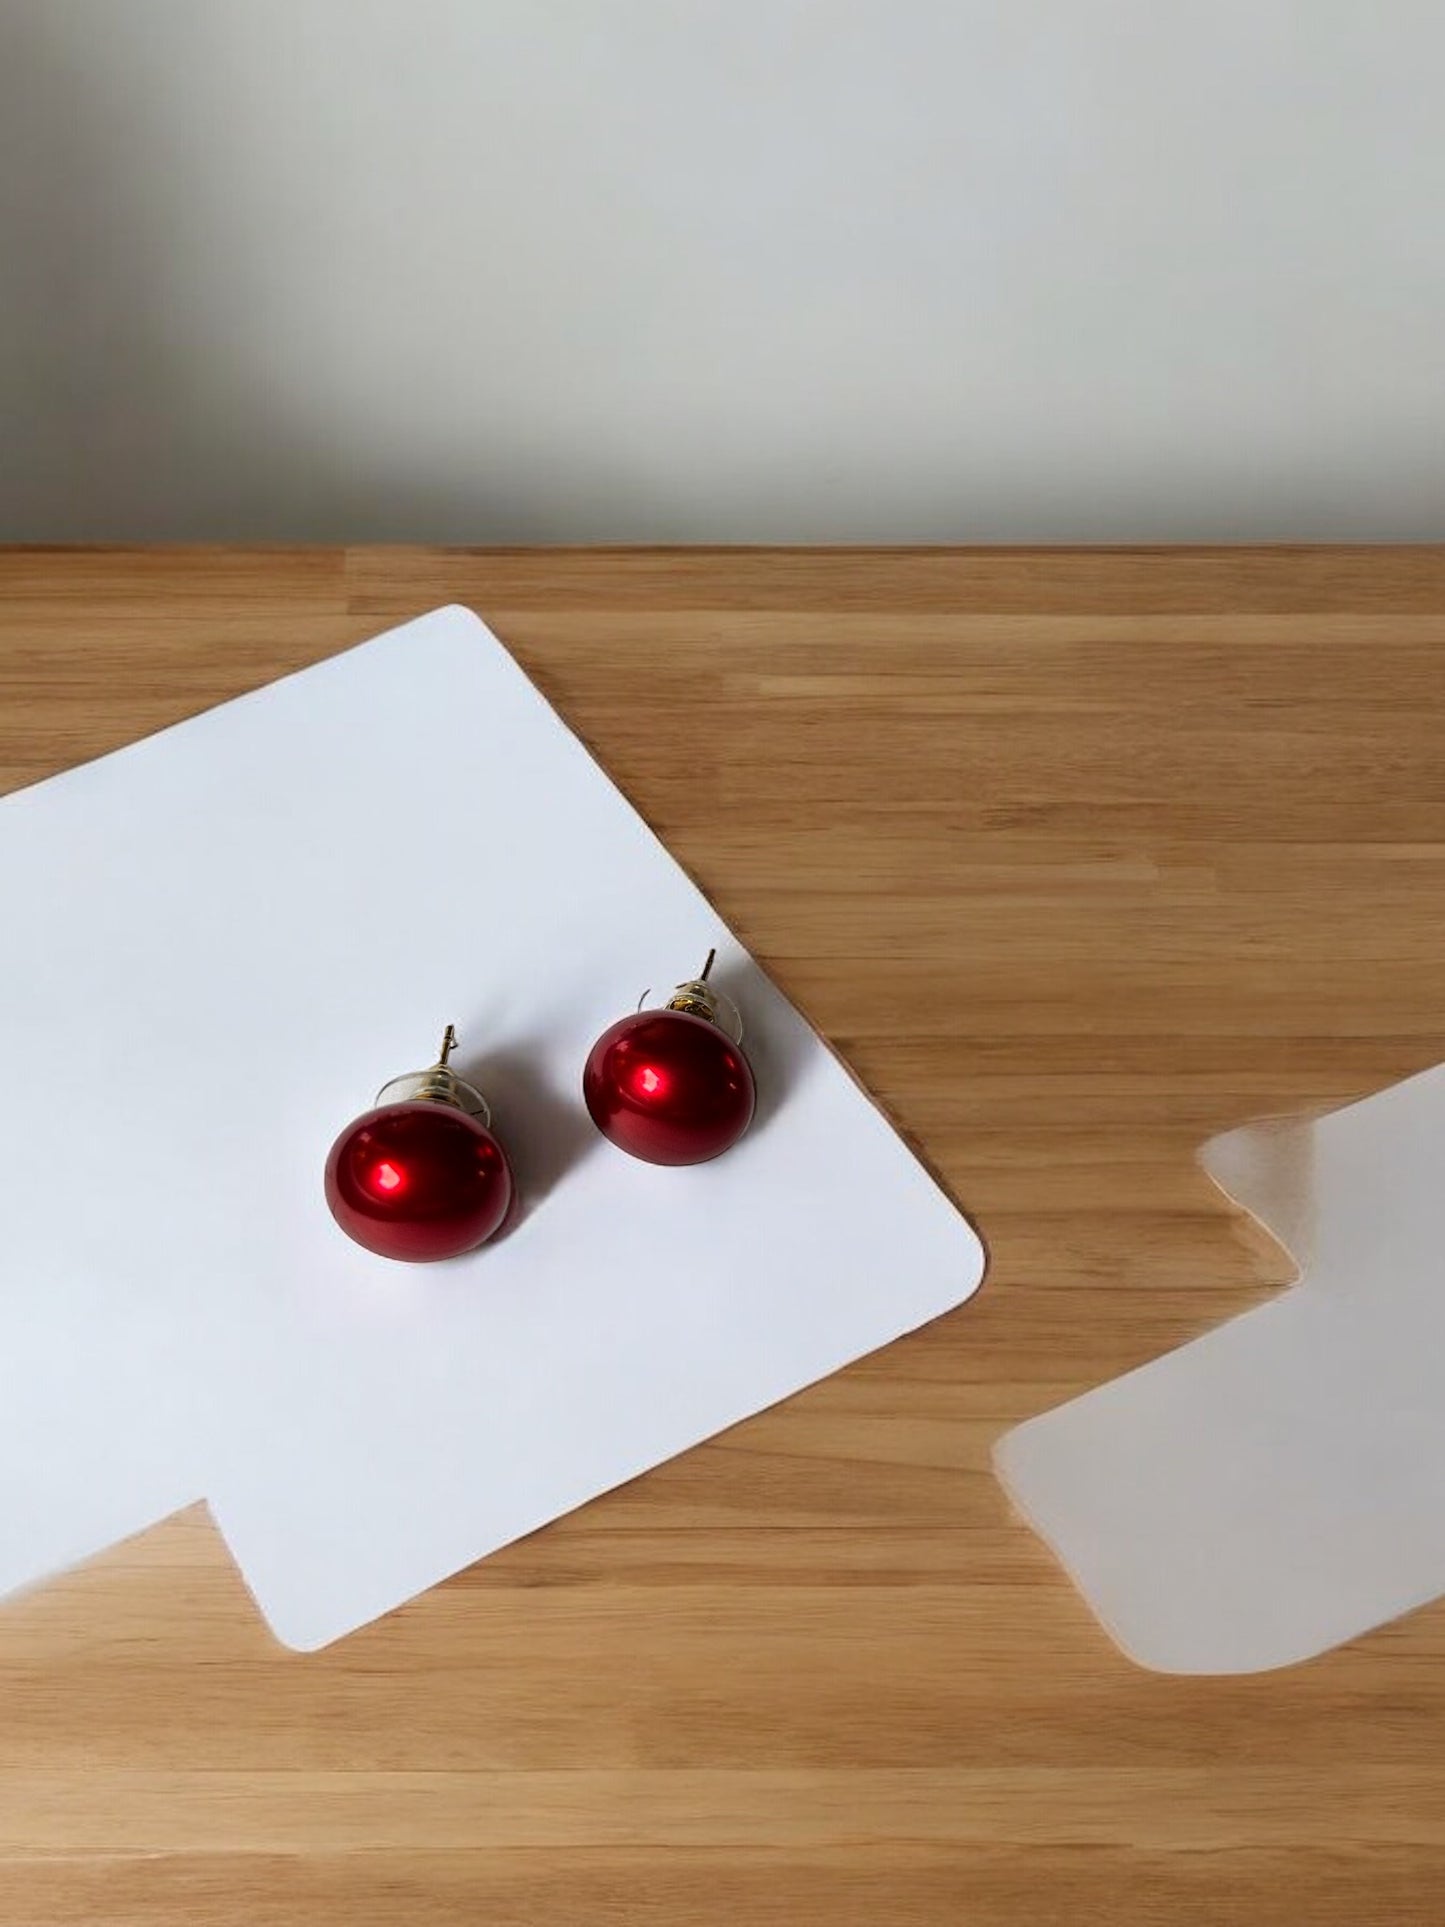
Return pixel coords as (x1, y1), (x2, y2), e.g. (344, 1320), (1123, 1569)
(583, 1010), (755, 1166)
(325, 1102), (513, 1261)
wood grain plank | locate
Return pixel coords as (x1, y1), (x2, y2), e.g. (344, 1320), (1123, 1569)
(2, 546), (1443, 1925)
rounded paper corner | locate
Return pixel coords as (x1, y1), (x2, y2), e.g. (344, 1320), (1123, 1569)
(993, 1439), (1338, 1678)
(435, 601), (487, 629)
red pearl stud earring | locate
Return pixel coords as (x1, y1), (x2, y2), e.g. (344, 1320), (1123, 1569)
(583, 950), (756, 1166)
(325, 1026), (514, 1261)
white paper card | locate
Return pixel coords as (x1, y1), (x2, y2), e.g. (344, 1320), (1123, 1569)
(995, 1065), (1445, 1673)
(0, 607), (982, 1648)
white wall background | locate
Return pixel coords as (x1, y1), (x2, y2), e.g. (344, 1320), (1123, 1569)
(2, 0), (1442, 543)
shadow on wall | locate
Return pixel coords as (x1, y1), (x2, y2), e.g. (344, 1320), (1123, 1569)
(0, 11), (613, 543)
(8, 6), (1443, 546)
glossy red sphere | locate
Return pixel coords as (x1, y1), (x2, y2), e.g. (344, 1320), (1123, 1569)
(325, 1101), (513, 1261)
(583, 1010), (755, 1166)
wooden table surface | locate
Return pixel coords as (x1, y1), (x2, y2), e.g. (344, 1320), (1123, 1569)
(2, 547), (1444, 1926)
